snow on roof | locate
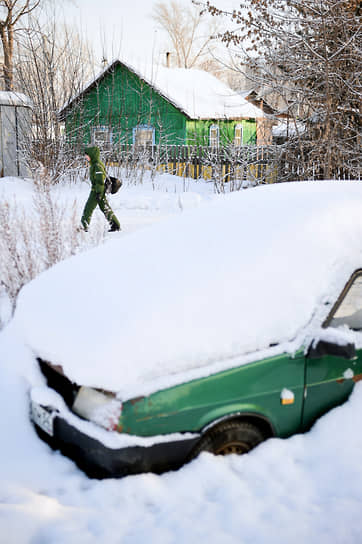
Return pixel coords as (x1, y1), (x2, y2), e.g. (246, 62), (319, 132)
(61, 58), (264, 120)
(273, 120), (305, 137)
(0, 91), (32, 108)
(143, 63), (265, 119)
(13, 181), (362, 399)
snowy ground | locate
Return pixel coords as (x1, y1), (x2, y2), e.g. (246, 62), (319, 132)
(1, 173), (362, 543)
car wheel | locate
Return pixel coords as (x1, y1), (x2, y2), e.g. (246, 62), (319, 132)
(190, 420), (265, 458)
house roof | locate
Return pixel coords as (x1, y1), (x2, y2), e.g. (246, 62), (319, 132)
(272, 120), (306, 138)
(60, 59), (265, 121)
(0, 91), (32, 108)
(241, 89), (278, 116)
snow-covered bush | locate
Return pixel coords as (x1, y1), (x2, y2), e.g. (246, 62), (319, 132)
(0, 174), (105, 325)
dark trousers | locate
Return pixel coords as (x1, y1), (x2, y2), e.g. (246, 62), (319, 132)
(81, 190), (120, 231)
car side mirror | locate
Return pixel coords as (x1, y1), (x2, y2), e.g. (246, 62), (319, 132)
(308, 339), (356, 360)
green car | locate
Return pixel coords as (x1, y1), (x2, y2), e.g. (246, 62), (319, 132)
(26, 181), (362, 477)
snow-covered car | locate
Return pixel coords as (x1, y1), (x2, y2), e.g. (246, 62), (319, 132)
(15, 181), (362, 477)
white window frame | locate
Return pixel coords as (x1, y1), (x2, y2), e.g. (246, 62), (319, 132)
(92, 126), (112, 148)
(209, 124), (219, 148)
(234, 123), (243, 146)
(133, 125), (155, 148)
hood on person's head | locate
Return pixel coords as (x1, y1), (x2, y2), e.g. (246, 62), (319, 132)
(84, 146), (100, 162)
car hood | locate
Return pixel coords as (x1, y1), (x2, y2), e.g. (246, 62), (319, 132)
(13, 181), (362, 399)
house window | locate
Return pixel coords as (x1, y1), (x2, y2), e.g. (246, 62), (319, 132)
(209, 124), (219, 148)
(234, 124), (243, 146)
(133, 125), (155, 148)
(92, 126), (112, 148)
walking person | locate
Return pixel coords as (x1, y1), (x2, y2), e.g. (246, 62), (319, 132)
(81, 146), (121, 232)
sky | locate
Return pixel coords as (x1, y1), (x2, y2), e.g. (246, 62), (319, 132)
(60, 0), (237, 69)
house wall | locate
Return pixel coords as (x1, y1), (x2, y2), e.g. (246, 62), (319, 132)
(185, 119), (257, 146)
(256, 118), (274, 145)
(65, 63), (187, 148)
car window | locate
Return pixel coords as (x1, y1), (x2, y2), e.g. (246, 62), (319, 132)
(329, 274), (362, 330)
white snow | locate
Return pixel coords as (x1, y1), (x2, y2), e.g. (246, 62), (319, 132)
(30, 384), (199, 449)
(272, 120), (306, 138)
(0, 90), (32, 107)
(146, 63), (265, 119)
(344, 368), (354, 380)
(11, 180), (362, 399)
(0, 288), (12, 326)
(1, 173), (362, 543)
(281, 388), (295, 401)
(62, 58), (265, 120)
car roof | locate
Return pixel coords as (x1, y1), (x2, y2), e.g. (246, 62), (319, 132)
(15, 181), (362, 398)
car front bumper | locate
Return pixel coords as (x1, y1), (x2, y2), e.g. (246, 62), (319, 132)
(30, 394), (200, 478)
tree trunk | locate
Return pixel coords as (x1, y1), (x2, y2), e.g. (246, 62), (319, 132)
(0, 25), (14, 91)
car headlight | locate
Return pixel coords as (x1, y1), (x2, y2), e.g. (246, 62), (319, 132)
(72, 386), (122, 431)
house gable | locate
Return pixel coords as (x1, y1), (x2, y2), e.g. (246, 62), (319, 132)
(64, 61), (188, 147)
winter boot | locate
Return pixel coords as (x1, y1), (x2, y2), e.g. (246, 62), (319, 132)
(109, 221), (121, 232)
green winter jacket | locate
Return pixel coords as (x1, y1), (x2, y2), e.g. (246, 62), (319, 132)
(85, 146), (107, 196)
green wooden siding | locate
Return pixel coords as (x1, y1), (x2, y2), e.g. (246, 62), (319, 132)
(65, 63), (187, 147)
(64, 62), (257, 148)
(186, 119), (256, 146)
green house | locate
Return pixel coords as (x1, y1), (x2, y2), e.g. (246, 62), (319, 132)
(59, 59), (265, 152)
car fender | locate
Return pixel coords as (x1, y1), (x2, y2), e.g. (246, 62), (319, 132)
(197, 404), (277, 438)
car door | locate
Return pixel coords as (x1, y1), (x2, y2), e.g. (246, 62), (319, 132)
(302, 270), (362, 430)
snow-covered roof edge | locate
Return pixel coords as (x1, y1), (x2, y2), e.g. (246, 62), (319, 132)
(59, 58), (264, 121)
(0, 91), (32, 108)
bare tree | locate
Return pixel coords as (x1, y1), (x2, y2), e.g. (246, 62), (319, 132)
(0, 0), (41, 90)
(152, 0), (220, 69)
(0, 171), (106, 317)
(14, 15), (95, 179)
(205, 0), (362, 180)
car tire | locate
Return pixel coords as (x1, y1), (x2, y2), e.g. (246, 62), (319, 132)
(190, 420), (265, 459)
